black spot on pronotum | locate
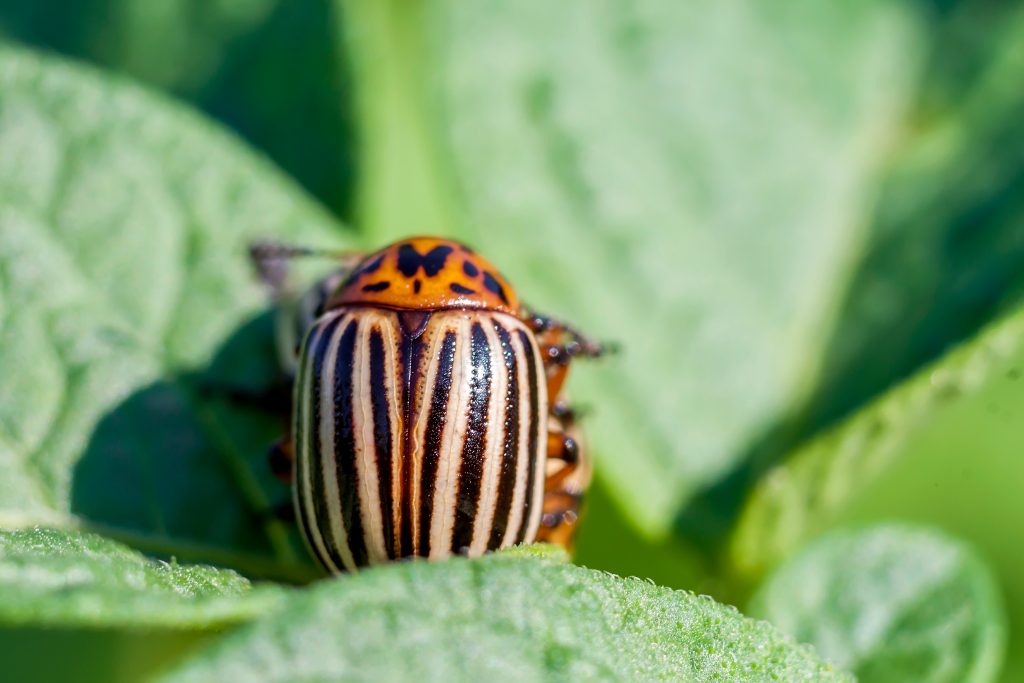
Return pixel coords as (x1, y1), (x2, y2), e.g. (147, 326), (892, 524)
(397, 244), (454, 278)
(362, 281), (391, 292)
(450, 283), (476, 295)
(341, 253), (385, 289)
(483, 272), (510, 305)
(413, 279), (422, 294)
(463, 260), (479, 277)
(359, 254), (385, 275)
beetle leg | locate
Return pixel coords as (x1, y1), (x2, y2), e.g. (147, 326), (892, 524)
(531, 311), (614, 398)
(542, 361), (570, 403)
(526, 310), (615, 359)
(268, 433), (295, 484)
(262, 429), (296, 524)
(551, 399), (577, 424)
(529, 311), (601, 551)
(537, 417), (591, 550)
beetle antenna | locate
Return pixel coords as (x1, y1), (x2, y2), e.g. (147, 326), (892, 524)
(249, 241), (359, 262)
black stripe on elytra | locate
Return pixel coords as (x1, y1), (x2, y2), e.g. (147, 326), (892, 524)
(451, 323), (492, 553)
(516, 329), (541, 544)
(333, 320), (368, 567)
(309, 316), (350, 571)
(397, 244), (454, 278)
(398, 332), (424, 557)
(362, 281), (390, 292)
(368, 328), (396, 559)
(450, 282), (476, 295)
(418, 330), (457, 555)
(488, 322), (519, 548)
(293, 325), (318, 566)
(483, 272), (510, 305)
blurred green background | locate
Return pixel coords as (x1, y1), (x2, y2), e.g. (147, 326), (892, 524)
(0, 0), (1023, 681)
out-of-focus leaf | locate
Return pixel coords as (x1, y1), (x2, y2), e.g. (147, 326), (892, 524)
(730, 303), (1024, 680)
(339, 0), (923, 535)
(750, 525), (1006, 683)
(0, 0), (354, 213)
(0, 527), (283, 628)
(729, 302), (1024, 578)
(0, 45), (351, 579)
(159, 551), (851, 683)
(798, 2), (1024, 437)
(0, 628), (211, 683)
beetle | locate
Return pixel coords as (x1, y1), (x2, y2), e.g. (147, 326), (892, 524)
(250, 237), (606, 572)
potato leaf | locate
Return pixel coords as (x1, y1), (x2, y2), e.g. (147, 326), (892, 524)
(0, 527), (283, 628)
(730, 301), (1024, 677)
(0, 44), (352, 578)
(0, 0), (354, 212)
(749, 525), (1006, 683)
(729, 302), (1024, 580)
(340, 0), (923, 534)
(160, 551), (850, 682)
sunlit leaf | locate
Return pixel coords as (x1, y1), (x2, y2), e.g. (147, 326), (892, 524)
(340, 0), (923, 534)
(749, 525), (1006, 683)
(0, 44), (351, 579)
(0, 527), (283, 628)
(160, 552), (851, 682)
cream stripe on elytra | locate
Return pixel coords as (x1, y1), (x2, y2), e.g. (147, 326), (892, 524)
(521, 328), (548, 544)
(293, 308), (550, 571)
(352, 315), (387, 564)
(430, 318), (470, 559)
(297, 313), (340, 572)
(501, 323), (532, 547)
(409, 319), (447, 557)
(468, 320), (510, 556)
(378, 320), (403, 559)
(319, 313), (357, 572)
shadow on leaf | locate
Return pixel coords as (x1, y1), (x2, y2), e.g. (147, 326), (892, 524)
(71, 311), (317, 582)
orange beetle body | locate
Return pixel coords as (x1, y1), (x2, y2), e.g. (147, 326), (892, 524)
(252, 236), (603, 572)
(330, 237), (520, 313)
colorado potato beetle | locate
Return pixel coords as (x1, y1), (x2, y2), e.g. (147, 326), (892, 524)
(251, 237), (606, 572)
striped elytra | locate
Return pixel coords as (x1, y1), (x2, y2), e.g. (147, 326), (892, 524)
(293, 307), (548, 571)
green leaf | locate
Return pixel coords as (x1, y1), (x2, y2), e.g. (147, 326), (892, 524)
(159, 552), (850, 683)
(729, 301), (1024, 678)
(798, 2), (1024, 438)
(729, 303), (1024, 579)
(749, 525), (1006, 683)
(0, 628), (213, 683)
(0, 44), (351, 579)
(340, 0), (924, 534)
(0, 0), (355, 213)
(0, 527), (283, 628)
